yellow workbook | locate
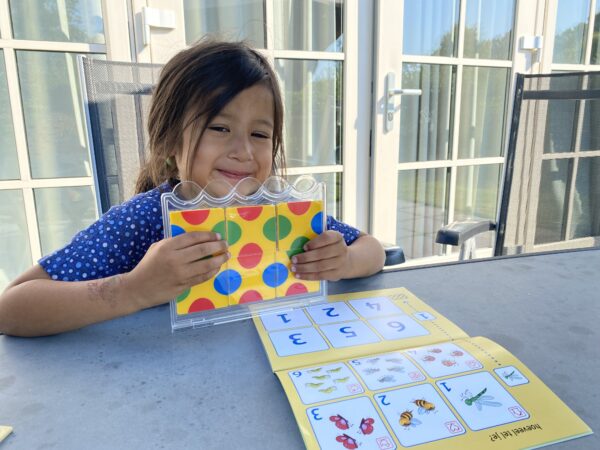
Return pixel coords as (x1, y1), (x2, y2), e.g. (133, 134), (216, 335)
(253, 287), (592, 450)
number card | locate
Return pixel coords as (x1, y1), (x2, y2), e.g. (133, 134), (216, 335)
(368, 315), (430, 340)
(349, 297), (404, 318)
(349, 351), (426, 390)
(269, 327), (329, 356)
(319, 321), (380, 348)
(306, 302), (359, 324)
(260, 309), (313, 331)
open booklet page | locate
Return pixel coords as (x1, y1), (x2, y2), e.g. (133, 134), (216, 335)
(253, 288), (592, 449)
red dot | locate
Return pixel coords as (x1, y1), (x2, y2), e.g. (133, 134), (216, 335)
(188, 298), (215, 312)
(181, 209), (210, 225)
(240, 290), (263, 303)
(237, 206), (263, 221)
(237, 243), (263, 269)
(286, 283), (309, 296)
(288, 201), (312, 215)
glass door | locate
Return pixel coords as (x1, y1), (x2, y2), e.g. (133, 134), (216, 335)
(371, 0), (543, 265)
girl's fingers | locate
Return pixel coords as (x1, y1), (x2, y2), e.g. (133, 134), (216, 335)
(168, 231), (222, 250)
(292, 255), (341, 275)
(293, 268), (341, 282)
(178, 239), (228, 263)
(184, 252), (230, 280)
(292, 243), (343, 264)
(303, 230), (343, 251)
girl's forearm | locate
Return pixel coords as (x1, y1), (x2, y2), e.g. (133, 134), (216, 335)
(345, 234), (386, 279)
(0, 267), (144, 337)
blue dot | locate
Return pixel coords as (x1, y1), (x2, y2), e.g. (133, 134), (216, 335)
(214, 269), (242, 295)
(311, 212), (323, 234)
(263, 262), (288, 288)
(171, 225), (185, 237)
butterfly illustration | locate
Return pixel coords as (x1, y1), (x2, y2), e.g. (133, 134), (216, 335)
(336, 433), (358, 449)
(329, 414), (350, 430)
(358, 418), (374, 435)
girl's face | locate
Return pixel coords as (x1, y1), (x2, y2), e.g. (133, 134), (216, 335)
(177, 84), (275, 196)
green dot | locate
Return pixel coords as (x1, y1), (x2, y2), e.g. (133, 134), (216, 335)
(212, 221), (226, 240)
(176, 288), (190, 303)
(287, 236), (309, 258)
(263, 217), (277, 242)
(278, 215), (292, 240)
(226, 221), (242, 246)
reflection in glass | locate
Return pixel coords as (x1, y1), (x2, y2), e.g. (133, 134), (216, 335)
(18, 51), (92, 178)
(34, 186), (97, 255)
(273, 0), (343, 51)
(535, 159), (571, 245)
(403, 0), (459, 56)
(0, 51), (19, 180)
(399, 64), (455, 162)
(464, 0), (514, 60)
(458, 67), (509, 159)
(590, 2), (600, 63)
(184, 0), (265, 47)
(396, 168), (448, 259)
(0, 190), (32, 291)
(454, 164), (502, 250)
(579, 98), (600, 151)
(287, 172), (341, 219)
(275, 59), (342, 168)
(543, 75), (580, 154)
(571, 157), (600, 239)
(553, 0), (589, 64)
(10, 0), (104, 44)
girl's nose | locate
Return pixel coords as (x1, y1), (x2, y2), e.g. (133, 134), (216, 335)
(228, 134), (254, 161)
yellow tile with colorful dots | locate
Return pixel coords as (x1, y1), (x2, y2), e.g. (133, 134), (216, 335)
(274, 251), (320, 298)
(169, 207), (226, 238)
(276, 201), (324, 253)
(227, 253), (277, 305)
(224, 205), (277, 256)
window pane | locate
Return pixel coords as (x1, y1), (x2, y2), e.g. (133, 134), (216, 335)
(454, 164), (502, 250)
(543, 75), (581, 154)
(10, 0), (104, 44)
(570, 157), (600, 239)
(18, 51), (92, 178)
(399, 64), (455, 162)
(287, 172), (341, 220)
(579, 98), (600, 151)
(275, 59), (342, 168)
(273, 0), (343, 52)
(0, 190), (32, 292)
(464, 0), (514, 60)
(458, 67), (509, 159)
(590, 1), (600, 63)
(403, 0), (459, 56)
(535, 159), (572, 245)
(0, 51), (19, 180)
(184, 0), (265, 48)
(396, 168), (448, 259)
(35, 186), (97, 255)
(553, 0), (589, 64)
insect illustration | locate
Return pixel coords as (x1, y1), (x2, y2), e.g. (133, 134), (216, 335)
(428, 348), (442, 354)
(450, 350), (464, 357)
(319, 386), (337, 394)
(336, 434), (358, 450)
(327, 367), (343, 373)
(399, 410), (422, 428)
(333, 377), (350, 383)
(329, 414), (350, 430)
(377, 375), (396, 383)
(366, 357), (381, 364)
(385, 357), (403, 364)
(358, 417), (374, 435)
(422, 355), (436, 362)
(387, 366), (405, 373)
(503, 370), (523, 382)
(363, 368), (380, 375)
(313, 374), (331, 380)
(305, 382), (324, 389)
(462, 388), (502, 411)
(307, 368), (322, 373)
(413, 399), (435, 414)
(441, 359), (457, 367)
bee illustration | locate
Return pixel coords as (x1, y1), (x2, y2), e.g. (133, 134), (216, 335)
(428, 348), (442, 354)
(377, 375), (396, 383)
(413, 399), (435, 414)
(333, 377), (350, 383)
(399, 410), (422, 428)
(327, 367), (343, 373)
(307, 368), (322, 373)
(366, 357), (381, 364)
(313, 374), (331, 380)
(422, 355), (436, 362)
(358, 417), (374, 435)
(363, 368), (380, 375)
(385, 357), (403, 364)
(503, 370), (523, 381)
(319, 386), (337, 394)
(462, 388), (502, 411)
(329, 414), (350, 430)
(304, 382), (324, 389)
(441, 359), (457, 367)
(336, 433), (358, 450)
(387, 366), (405, 373)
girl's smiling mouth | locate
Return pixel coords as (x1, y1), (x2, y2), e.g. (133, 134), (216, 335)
(216, 168), (253, 182)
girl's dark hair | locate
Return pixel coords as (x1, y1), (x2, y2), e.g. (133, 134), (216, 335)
(135, 38), (286, 193)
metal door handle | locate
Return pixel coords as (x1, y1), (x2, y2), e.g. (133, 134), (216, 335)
(385, 72), (421, 132)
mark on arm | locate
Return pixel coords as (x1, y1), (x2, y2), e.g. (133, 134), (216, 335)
(87, 276), (123, 308)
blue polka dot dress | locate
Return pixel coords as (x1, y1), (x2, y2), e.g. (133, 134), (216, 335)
(39, 183), (362, 282)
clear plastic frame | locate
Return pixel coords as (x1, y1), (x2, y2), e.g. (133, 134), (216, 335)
(161, 175), (327, 331)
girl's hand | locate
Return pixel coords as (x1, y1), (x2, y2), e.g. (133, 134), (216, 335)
(290, 230), (352, 282)
(125, 231), (229, 309)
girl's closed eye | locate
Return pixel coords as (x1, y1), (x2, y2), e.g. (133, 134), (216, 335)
(252, 131), (271, 139)
(208, 125), (230, 133)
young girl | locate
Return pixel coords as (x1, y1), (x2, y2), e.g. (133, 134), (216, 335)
(0, 39), (385, 337)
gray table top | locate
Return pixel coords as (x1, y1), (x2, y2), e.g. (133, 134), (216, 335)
(1, 248), (598, 449)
